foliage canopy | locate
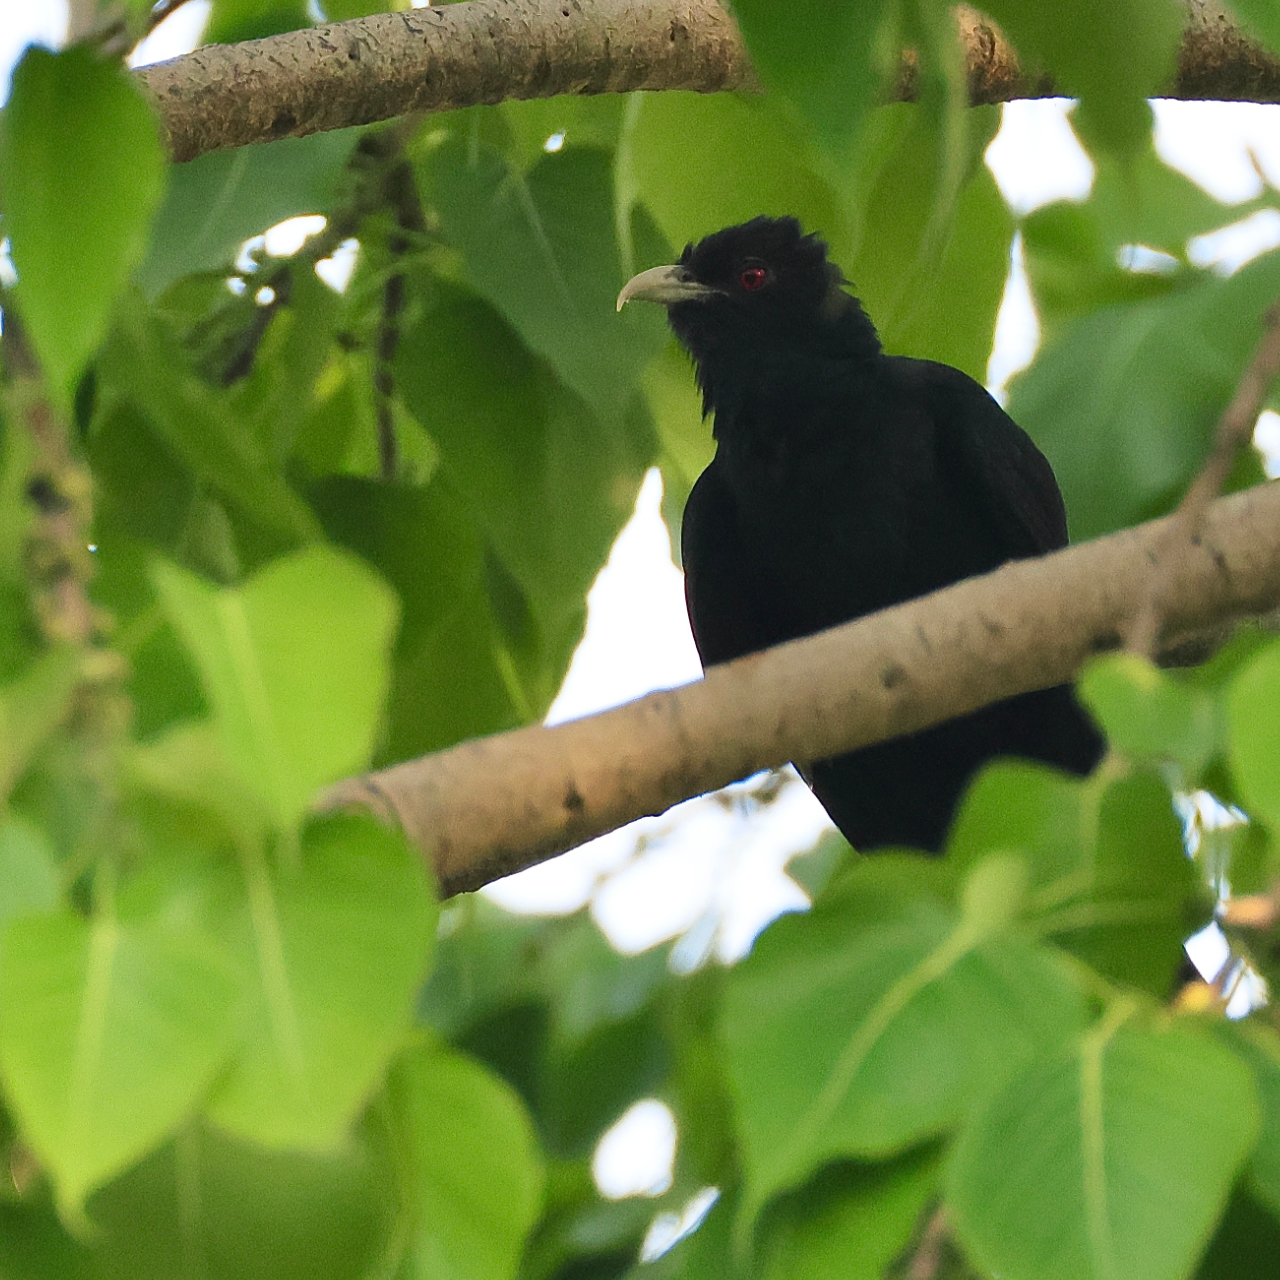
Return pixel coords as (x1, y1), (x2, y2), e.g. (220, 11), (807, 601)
(0, 2), (1279, 1279)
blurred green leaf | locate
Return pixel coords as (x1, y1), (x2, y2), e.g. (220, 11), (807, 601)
(949, 763), (1201, 995)
(0, 46), (164, 398)
(1219, 1017), (1280, 1217)
(1228, 636), (1280, 830)
(206, 814), (436, 1149)
(137, 129), (359, 297)
(980, 1), (1182, 155)
(423, 140), (667, 425)
(623, 92), (851, 258)
(1195, 1188), (1280, 1280)
(390, 282), (651, 745)
(205, 0), (310, 43)
(1229, 1), (1280, 57)
(82, 1120), (399, 1280)
(756, 1148), (941, 1280)
(389, 1041), (544, 1280)
(0, 908), (241, 1219)
(1079, 652), (1220, 777)
(0, 815), (60, 924)
(1009, 247), (1280, 539)
(152, 545), (397, 829)
(730, 0), (887, 157)
(0, 647), (82, 800)
(97, 296), (321, 541)
(722, 855), (1087, 1225)
(948, 1015), (1260, 1280)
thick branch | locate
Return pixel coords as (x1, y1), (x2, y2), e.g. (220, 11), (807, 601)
(321, 481), (1280, 897)
(137, 1), (1280, 163)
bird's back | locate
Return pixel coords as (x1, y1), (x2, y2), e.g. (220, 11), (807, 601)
(681, 350), (1103, 853)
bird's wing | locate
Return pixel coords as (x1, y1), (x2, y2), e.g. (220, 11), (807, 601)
(912, 359), (1070, 558)
(681, 459), (779, 666)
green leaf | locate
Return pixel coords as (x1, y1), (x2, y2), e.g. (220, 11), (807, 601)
(1009, 248), (1280, 539)
(1079, 652), (1220, 777)
(0, 815), (60, 924)
(1225, 1), (1280, 57)
(836, 103), (1009, 380)
(1195, 1188), (1280, 1280)
(422, 140), (667, 425)
(82, 1120), (399, 1280)
(97, 296), (322, 541)
(388, 1041), (544, 1280)
(948, 763), (1201, 996)
(125, 721), (275, 852)
(1220, 1020), (1280, 1217)
(205, 0), (311, 43)
(152, 545), (398, 830)
(721, 856), (1087, 1225)
(0, 46), (164, 397)
(0, 647), (82, 800)
(388, 283), (651, 749)
(0, 909), (242, 1218)
(205, 815), (436, 1150)
(980, 1), (1182, 156)
(1228, 636), (1280, 831)
(948, 1014), (1261, 1280)
(756, 1148), (941, 1280)
(730, 0), (887, 156)
(137, 130), (360, 297)
(622, 91), (851, 262)
(310, 476), (536, 760)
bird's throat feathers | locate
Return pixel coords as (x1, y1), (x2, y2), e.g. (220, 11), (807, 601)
(682, 284), (882, 430)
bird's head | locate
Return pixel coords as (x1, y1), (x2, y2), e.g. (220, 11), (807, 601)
(617, 217), (880, 410)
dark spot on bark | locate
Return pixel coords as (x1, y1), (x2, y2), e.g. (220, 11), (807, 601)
(270, 111), (298, 137)
(348, 42), (360, 61)
(916, 625), (932, 651)
(564, 784), (585, 814)
(980, 614), (1004, 638)
(1090, 630), (1122, 653)
(881, 663), (907, 689)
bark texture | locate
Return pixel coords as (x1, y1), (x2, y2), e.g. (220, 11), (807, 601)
(137, 0), (1280, 163)
(321, 480), (1280, 897)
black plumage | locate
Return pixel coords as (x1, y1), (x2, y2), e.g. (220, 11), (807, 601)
(617, 216), (1103, 854)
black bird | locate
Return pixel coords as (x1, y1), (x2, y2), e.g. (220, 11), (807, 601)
(617, 216), (1103, 854)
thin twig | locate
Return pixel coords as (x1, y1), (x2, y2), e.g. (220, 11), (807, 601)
(145, 0), (203, 37)
(1127, 302), (1280, 657)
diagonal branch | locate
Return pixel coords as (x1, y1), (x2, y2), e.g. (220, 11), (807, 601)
(135, 1), (1280, 164)
(1128, 299), (1280, 656)
(321, 480), (1280, 897)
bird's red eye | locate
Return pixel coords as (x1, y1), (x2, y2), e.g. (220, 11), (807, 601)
(739, 266), (768, 292)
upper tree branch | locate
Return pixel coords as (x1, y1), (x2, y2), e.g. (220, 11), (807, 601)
(322, 480), (1280, 897)
(137, 1), (1280, 163)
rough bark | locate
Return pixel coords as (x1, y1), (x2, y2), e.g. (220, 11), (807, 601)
(320, 480), (1280, 897)
(136, 1), (1280, 163)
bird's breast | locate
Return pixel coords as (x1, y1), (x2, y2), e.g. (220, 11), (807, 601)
(712, 388), (1006, 634)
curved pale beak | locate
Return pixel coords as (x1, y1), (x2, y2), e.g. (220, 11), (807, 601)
(616, 264), (717, 312)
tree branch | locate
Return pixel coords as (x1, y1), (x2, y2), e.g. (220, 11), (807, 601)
(320, 480), (1280, 897)
(136, 1), (1280, 163)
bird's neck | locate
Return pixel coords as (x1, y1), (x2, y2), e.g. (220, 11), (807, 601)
(694, 302), (882, 437)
